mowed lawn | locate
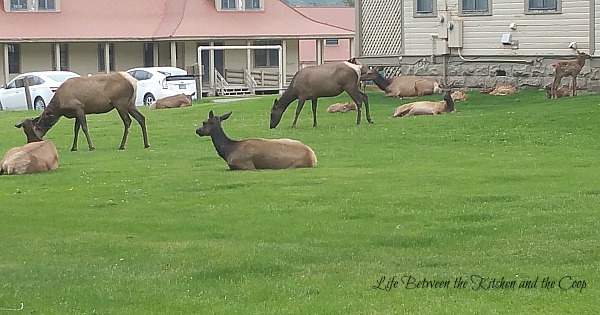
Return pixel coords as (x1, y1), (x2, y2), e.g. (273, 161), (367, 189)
(0, 89), (599, 314)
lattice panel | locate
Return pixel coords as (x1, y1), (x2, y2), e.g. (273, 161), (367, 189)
(360, 0), (403, 56)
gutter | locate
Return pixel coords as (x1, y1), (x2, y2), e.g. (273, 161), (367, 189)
(590, 0), (596, 55)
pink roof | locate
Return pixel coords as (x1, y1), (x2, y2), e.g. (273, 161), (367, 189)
(293, 6), (355, 31)
(0, 0), (354, 41)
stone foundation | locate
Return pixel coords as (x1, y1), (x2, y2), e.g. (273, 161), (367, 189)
(378, 57), (600, 92)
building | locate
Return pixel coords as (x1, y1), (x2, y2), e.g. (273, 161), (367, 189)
(356, 0), (600, 91)
(0, 0), (355, 95)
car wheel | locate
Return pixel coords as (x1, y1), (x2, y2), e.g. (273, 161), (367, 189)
(0, 100), (3, 111)
(143, 93), (156, 106)
(34, 97), (46, 110)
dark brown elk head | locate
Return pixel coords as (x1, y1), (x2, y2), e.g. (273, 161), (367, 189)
(360, 67), (384, 82)
(269, 99), (285, 129)
(15, 117), (44, 143)
(196, 110), (232, 137)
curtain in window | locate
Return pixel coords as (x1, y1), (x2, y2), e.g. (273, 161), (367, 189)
(462, 0), (487, 12)
(529, 0), (556, 10)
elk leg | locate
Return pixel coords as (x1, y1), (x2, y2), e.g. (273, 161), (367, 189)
(78, 113), (95, 151)
(347, 90), (364, 125)
(551, 76), (561, 99)
(291, 99), (306, 128)
(311, 99), (318, 127)
(116, 108), (132, 150)
(572, 76), (577, 96)
(71, 118), (81, 151)
(128, 107), (150, 148)
(360, 91), (373, 123)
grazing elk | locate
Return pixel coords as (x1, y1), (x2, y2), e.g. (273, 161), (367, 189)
(149, 92), (195, 109)
(550, 51), (590, 98)
(17, 72), (149, 151)
(391, 89), (455, 118)
(1, 119), (58, 175)
(196, 111), (317, 170)
(360, 67), (441, 98)
(269, 60), (372, 128)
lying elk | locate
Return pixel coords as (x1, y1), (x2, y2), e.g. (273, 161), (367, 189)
(481, 84), (517, 95)
(197, 111), (317, 170)
(546, 85), (570, 99)
(326, 102), (357, 113)
(391, 89), (454, 117)
(550, 50), (590, 99)
(360, 67), (441, 98)
(1, 119), (58, 175)
(150, 92), (195, 109)
(16, 72), (149, 151)
(270, 59), (372, 128)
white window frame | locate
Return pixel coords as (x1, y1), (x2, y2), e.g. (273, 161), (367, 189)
(459, 0), (492, 15)
(324, 39), (339, 46)
(525, 0), (561, 14)
(414, 0), (437, 17)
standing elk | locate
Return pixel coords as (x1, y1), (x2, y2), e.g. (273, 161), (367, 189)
(196, 111), (317, 170)
(549, 51), (590, 99)
(360, 67), (441, 98)
(269, 60), (372, 128)
(16, 72), (149, 151)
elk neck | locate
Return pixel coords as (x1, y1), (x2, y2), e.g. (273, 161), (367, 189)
(209, 123), (237, 161)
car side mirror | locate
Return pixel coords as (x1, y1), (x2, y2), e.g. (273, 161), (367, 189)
(0, 84), (6, 89)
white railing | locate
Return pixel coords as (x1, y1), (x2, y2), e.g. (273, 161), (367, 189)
(214, 69), (229, 96)
(243, 69), (257, 94)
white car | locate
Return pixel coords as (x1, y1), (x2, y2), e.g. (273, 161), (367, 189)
(126, 67), (197, 106)
(0, 71), (80, 111)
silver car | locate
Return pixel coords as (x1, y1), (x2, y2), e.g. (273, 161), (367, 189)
(126, 67), (197, 106)
(0, 71), (81, 111)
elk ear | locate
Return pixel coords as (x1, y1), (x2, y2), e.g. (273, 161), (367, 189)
(208, 110), (215, 119)
(15, 121), (24, 128)
(273, 98), (279, 106)
(220, 111), (232, 121)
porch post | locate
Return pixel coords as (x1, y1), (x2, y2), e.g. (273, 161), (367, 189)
(316, 39), (324, 65)
(170, 41), (177, 67)
(153, 43), (159, 66)
(349, 37), (355, 58)
(54, 43), (61, 71)
(104, 42), (110, 73)
(209, 42), (215, 89)
(281, 40), (287, 87)
(2, 44), (9, 84)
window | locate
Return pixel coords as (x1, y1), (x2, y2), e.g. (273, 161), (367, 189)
(9, 0), (26, 10)
(38, 0), (54, 10)
(245, 0), (260, 10)
(460, 0), (490, 14)
(527, 0), (559, 12)
(254, 40), (280, 68)
(143, 43), (154, 67)
(221, 0), (236, 10)
(325, 39), (339, 46)
(7, 44), (20, 74)
(415, 0), (436, 15)
(128, 70), (153, 81)
(5, 0), (59, 11)
(51, 43), (69, 71)
(98, 43), (115, 72)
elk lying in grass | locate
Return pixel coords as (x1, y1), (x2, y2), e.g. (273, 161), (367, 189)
(1, 119), (58, 175)
(549, 51), (590, 99)
(546, 85), (570, 99)
(360, 67), (441, 98)
(269, 60), (372, 128)
(197, 111), (317, 170)
(481, 84), (517, 95)
(390, 89), (455, 118)
(451, 90), (468, 101)
(326, 102), (357, 113)
(17, 72), (149, 151)
(149, 92), (195, 109)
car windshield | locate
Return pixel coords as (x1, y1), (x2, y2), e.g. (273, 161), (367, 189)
(47, 73), (79, 83)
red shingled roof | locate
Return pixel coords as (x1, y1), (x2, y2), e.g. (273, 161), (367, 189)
(0, 0), (354, 41)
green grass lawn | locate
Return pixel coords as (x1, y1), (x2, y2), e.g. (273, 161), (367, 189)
(1, 89), (599, 314)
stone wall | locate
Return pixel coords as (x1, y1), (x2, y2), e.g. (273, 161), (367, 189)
(378, 58), (600, 92)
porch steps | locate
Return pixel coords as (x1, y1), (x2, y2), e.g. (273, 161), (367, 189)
(218, 85), (252, 96)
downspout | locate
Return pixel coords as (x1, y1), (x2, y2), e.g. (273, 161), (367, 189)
(355, 0), (362, 57)
(400, 0), (405, 55)
(590, 0), (596, 55)
(3, 44), (9, 84)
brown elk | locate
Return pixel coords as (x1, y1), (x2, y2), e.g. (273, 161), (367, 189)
(149, 92), (195, 109)
(326, 102), (357, 113)
(269, 60), (372, 128)
(1, 119), (58, 175)
(390, 89), (455, 117)
(197, 111), (317, 170)
(16, 72), (149, 151)
(360, 67), (441, 98)
(481, 84), (517, 95)
(549, 51), (590, 98)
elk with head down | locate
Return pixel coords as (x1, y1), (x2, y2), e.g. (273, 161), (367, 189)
(269, 60), (372, 128)
(16, 72), (149, 151)
(360, 67), (441, 98)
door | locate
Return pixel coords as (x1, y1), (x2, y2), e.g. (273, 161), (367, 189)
(0, 76), (27, 110)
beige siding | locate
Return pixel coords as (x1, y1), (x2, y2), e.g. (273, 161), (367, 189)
(69, 43), (98, 75)
(403, 0), (438, 55)
(449, 0), (591, 56)
(115, 42), (144, 71)
(21, 43), (53, 72)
